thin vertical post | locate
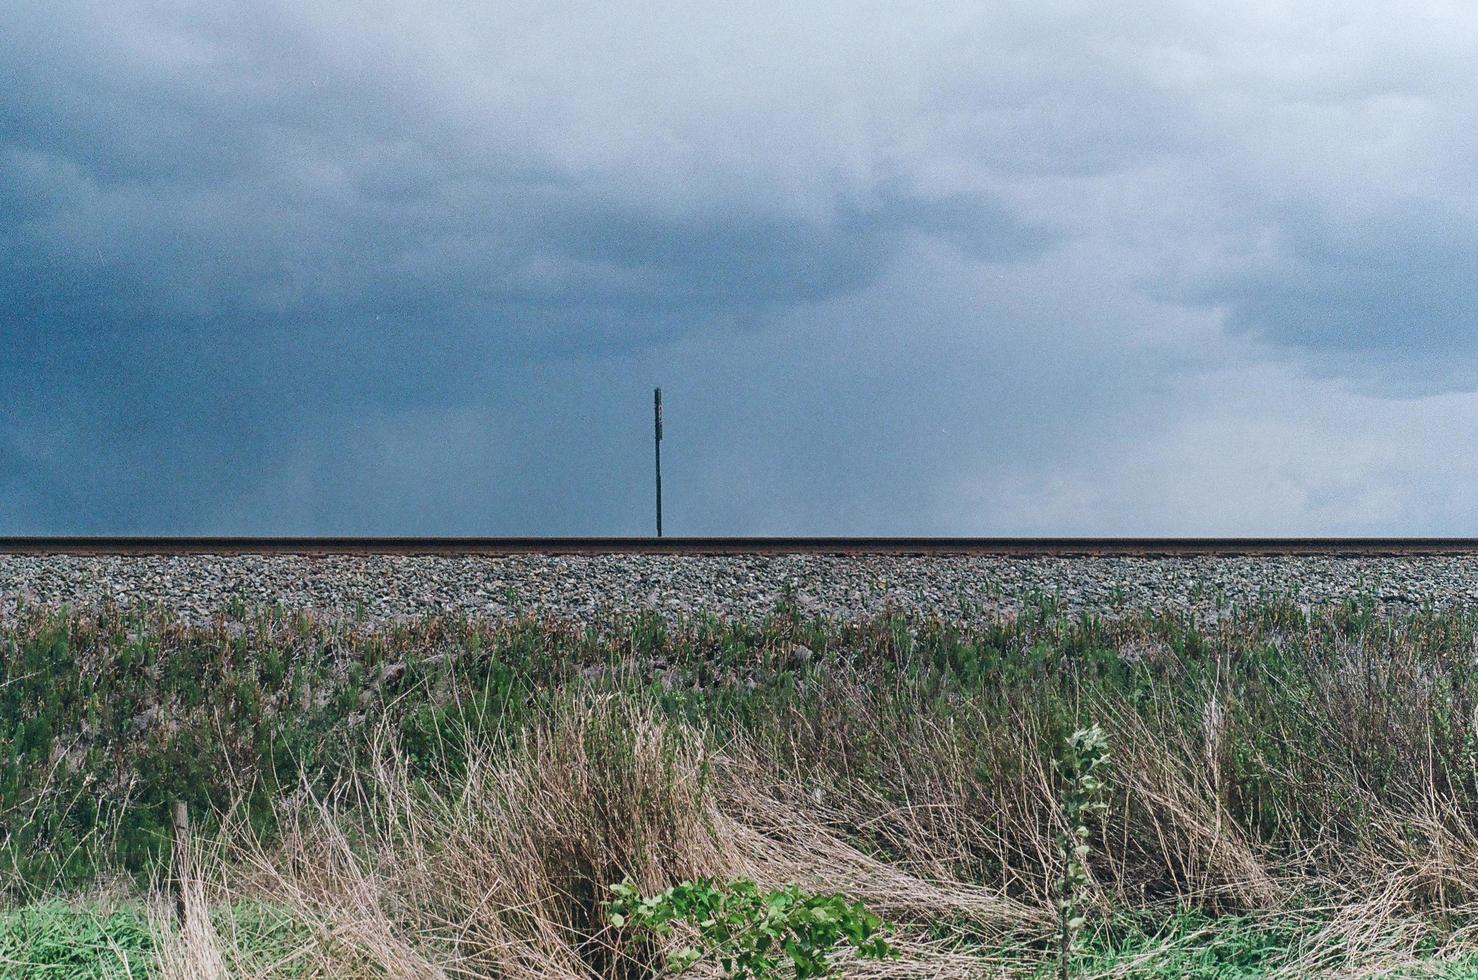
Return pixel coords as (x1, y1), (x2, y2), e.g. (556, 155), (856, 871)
(171, 800), (189, 927)
(654, 388), (663, 537)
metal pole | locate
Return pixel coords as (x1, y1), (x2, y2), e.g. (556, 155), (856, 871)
(654, 388), (663, 537)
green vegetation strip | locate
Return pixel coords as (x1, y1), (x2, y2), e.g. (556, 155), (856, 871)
(9, 595), (1478, 975)
(9, 903), (1478, 978)
(0, 902), (152, 978)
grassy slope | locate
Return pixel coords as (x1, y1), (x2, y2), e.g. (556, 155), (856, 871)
(9, 596), (1478, 975)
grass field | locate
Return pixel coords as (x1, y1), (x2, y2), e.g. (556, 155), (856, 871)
(8, 595), (1478, 976)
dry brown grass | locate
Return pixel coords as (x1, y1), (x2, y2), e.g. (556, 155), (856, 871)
(33, 604), (1478, 977)
(149, 681), (1478, 977)
(150, 837), (227, 979)
(153, 697), (1042, 978)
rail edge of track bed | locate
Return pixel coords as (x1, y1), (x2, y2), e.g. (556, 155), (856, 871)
(3, 537), (1478, 556)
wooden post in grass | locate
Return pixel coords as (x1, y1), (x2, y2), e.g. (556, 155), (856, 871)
(171, 799), (189, 927)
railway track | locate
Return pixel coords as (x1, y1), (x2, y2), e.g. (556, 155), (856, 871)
(2, 537), (1478, 556)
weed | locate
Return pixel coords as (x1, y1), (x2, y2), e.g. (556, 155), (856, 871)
(607, 877), (895, 978)
(1053, 724), (1110, 979)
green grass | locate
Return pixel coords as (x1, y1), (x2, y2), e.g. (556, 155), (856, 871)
(0, 900), (322, 979)
(0, 901), (153, 978)
(1044, 911), (1478, 979)
(12, 596), (1478, 974)
(11, 902), (1478, 978)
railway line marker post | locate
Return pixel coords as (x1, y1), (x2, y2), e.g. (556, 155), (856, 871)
(654, 388), (663, 537)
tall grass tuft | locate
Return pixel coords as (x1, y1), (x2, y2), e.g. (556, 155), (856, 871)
(15, 601), (1478, 973)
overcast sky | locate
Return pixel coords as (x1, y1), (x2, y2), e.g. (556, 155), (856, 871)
(4, 1), (1478, 534)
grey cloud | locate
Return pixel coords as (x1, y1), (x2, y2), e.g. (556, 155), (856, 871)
(8, 0), (1478, 534)
(1, 2), (1054, 337)
(1170, 201), (1478, 391)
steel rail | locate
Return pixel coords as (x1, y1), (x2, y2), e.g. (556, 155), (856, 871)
(2, 537), (1478, 556)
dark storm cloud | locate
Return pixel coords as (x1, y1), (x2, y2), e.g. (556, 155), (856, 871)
(6, 0), (1478, 533)
(0, 97), (1047, 353)
(0, 0), (1059, 532)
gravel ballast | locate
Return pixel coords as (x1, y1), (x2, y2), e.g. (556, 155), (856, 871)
(6, 554), (1478, 625)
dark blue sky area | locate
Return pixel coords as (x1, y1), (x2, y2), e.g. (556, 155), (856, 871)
(6, 2), (1478, 534)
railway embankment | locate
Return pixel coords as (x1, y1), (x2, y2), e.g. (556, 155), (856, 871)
(5, 551), (1478, 625)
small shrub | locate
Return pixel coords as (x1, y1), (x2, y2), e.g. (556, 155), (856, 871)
(606, 877), (896, 978)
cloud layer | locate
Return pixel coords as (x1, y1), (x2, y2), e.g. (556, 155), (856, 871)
(4, 1), (1478, 533)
